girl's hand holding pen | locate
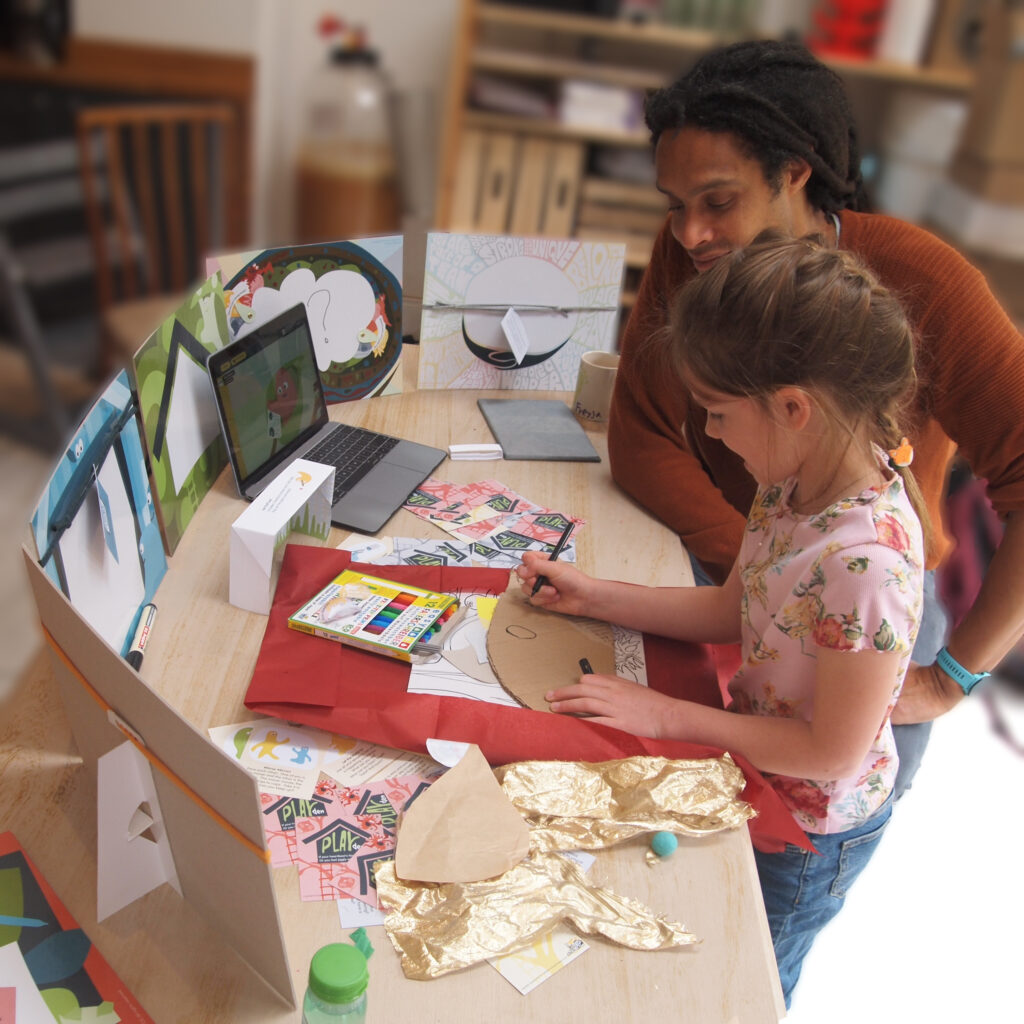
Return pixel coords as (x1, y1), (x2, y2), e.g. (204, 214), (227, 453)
(516, 550), (592, 615)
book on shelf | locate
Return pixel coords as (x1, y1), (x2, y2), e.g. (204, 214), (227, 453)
(287, 569), (460, 662)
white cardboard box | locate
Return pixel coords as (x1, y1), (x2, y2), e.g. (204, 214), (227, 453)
(229, 458), (334, 614)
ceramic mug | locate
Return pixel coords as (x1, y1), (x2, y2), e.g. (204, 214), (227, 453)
(572, 350), (620, 425)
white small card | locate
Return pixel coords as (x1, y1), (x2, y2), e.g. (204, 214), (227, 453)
(229, 458), (334, 614)
(448, 443), (503, 460)
(500, 307), (532, 366)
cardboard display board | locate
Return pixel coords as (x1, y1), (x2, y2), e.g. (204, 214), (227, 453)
(23, 547), (295, 1008)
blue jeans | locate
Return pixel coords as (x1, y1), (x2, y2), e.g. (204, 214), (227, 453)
(753, 794), (894, 1008)
(892, 570), (949, 798)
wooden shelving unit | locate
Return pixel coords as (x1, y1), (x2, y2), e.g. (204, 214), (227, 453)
(435, 0), (976, 330)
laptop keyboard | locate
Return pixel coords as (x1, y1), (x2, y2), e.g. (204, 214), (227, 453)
(306, 423), (400, 502)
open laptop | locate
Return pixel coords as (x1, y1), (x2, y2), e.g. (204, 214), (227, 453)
(207, 303), (445, 534)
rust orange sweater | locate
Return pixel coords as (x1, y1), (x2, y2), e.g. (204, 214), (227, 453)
(608, 210), (1024, 583)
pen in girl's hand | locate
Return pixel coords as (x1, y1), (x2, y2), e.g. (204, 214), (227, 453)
(579, 658), (593, 675)
(531, 521), (575, 596)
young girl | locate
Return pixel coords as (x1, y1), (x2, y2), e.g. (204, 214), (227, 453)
(517, 234), (926, 1007)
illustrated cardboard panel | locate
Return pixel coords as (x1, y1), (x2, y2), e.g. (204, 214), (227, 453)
(418, 233), (625, 390)
(207, 236), (403, 403)
(30, 370), (167, 656)
(132, 274), (232, 555)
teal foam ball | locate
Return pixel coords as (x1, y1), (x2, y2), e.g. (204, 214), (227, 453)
(650, 831), (678, 857)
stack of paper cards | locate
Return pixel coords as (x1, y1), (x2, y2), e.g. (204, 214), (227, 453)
(449, 443), (503, 460)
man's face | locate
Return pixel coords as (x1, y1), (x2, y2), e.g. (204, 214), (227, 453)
(655, 126), (817, 273)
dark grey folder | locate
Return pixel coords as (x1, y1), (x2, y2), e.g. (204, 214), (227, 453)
(477, 399), (601, 462)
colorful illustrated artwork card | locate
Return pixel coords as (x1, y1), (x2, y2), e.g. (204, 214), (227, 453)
(207, 236), (403, 403)
(212, 718), (440, 805)
(0, 831), (154, 1022)
(31, 370), (167, 657)
(259, 787), (332, 869)
(292, 775), (434, 905)
(418, 233), (624, 390)
(403, 478), (584, 555)
(208, 718), (337, 800)
(132, 274), (231, 554)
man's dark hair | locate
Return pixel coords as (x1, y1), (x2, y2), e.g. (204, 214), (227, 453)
(645, 40), (868, 214)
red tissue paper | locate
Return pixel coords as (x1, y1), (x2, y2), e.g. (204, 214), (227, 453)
(245, 544), (811, 851)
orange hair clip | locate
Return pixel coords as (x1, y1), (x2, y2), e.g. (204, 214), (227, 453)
(888, 437), (914, 468)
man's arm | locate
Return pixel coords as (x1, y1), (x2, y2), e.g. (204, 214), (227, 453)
(607, 223), (746, 582)
(894, 510), (1024, 722)
(878, 223), (1024, 723)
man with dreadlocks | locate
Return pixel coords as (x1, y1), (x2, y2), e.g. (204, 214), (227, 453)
(609, 43), (1024, 795)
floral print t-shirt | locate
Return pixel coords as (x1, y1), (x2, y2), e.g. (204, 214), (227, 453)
(729, 451), (924, 835)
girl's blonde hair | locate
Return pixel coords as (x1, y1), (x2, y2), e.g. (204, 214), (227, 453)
(670, 231), (929, 539)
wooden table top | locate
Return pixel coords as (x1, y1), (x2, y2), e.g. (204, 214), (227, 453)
(5, 350), (783, 1022)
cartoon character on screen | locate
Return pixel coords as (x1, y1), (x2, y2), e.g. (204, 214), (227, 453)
(266, 364), (303, 441)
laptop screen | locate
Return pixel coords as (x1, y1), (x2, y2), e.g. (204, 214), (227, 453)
(209, 304), (328, 489)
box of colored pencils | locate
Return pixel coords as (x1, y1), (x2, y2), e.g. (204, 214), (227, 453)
(287, 570), (460, 662)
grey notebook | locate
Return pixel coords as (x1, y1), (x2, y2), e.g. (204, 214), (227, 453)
(477, 399), (601, 462)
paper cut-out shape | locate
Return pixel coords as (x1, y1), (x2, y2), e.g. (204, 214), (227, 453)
(96, 742), (181, 921)
(395, 744), (530, 883)
(486, 582), (616, 711)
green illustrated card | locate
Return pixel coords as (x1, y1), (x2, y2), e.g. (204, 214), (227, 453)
(133, 274), (231, 554)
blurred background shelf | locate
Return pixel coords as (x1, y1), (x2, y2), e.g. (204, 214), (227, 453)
(435, 0), (984, 339)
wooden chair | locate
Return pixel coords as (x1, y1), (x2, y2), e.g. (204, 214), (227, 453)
(0, 137), (100, 449)
(76, 102), (244, 375)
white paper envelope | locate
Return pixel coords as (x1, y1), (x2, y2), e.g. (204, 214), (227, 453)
(229, 458), (334, 614)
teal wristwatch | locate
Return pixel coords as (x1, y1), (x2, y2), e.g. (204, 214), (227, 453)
(935, 646), (990, 695)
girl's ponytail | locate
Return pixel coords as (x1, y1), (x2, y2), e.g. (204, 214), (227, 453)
(877, 412), (932, 552)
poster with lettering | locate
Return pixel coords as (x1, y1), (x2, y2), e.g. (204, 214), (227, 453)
(418, 234), (625, 390)
(292, 775), (434, 904)
(259, 789), (331, 868)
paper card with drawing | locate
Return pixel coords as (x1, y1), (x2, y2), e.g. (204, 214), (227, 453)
(292, 774), (435, 905)
(132, 274), (231, 554)
(207, 236), (404, 403)
(212, 718), (440, 804)
(403, 478), (584, 555)
(418, 233), (625, 390)
(259, 789), (332, 868)
(30, 370), (167, 657)
(208, 718), (337, 800)
(489, 925), (590, 994)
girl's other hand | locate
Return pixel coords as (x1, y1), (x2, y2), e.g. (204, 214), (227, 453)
(516, 550), (593, 616)
(546, 672), (684, 739)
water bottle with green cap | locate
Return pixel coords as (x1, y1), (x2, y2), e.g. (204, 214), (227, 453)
(302, 943), (369, 1023)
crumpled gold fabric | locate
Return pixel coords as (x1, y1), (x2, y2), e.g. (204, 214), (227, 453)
(494, 754), (754, 851)
(376, 849), (698, 979)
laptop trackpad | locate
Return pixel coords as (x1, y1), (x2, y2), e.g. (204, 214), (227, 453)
(333, 463), (427, 532)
